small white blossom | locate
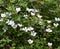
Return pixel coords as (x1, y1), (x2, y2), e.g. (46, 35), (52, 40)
(46, 28), (52, 32)
(26, 8), (35, 12)
(26, 8), (39, 13)
(7, 20), (15, 26)
(31, 31), (37, 36)
(17, 23), (22, 27)
(16, 7), (21, 12)
(53, 23), (59, 27)
(55, 17), (60, 21)
(37, 14), (42, 19)
(28, 27), (34, 31)
(39, 21), (43, 25)
(31, 12), (35, 16)
(1, 13), (6, 17)
(47, 20), (51, 23)
(30, 9), (35, 12)
(6, 20), (17, 29)
(20, 27), (28, 32)
(23, 14), (28, 18)
(26, 8), (31, 12)
(20, 27), (34, 32)
(28, 39), (33, 44)
(6, 19), (10, 24)
(12, 24), (17, 29)
(48, 42), (52, 47)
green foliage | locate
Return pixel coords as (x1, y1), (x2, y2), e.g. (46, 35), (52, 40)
(0, 0), (60, 49)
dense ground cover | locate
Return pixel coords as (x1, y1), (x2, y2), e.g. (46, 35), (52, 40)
(0, 0), (60, 49)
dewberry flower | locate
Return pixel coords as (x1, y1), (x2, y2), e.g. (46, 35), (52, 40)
(37, 14), (42, 19)
(26, 8), (35, 12)
(48, 42), (52, 47)
(31, 12), (35, 16)
(20, 27), (34, 32)
(26, 8), (30, 12)
(46, 28), (52, 32)
(31, 31), (37, 36)
(23, 14), (28, 18)
(7, 20), (15, 26)
(20, 27), (28, 32)
(28, 27), (34, 31)
(28, 39), (33, 44)
(12, 24), (17, 29)
(47, 20), (51, 23)
(53, 23), (59, 27)
(16, 7), (21, 12)
(17, 23), (22, 27)
(6, 19), (17, 29)
(55, 17), (60, 21)
(39, 21), (43, 25)
(1, 13), (6, 17)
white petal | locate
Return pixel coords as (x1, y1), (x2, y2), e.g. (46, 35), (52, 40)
(28, 39), (33, 44)
(16, 7), (21, 12)
(1, 13), (6, 17)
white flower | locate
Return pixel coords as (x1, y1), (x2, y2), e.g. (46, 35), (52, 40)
(58, 18), (60, 21)
(48, 42), (52, 47)
(6, 20), (17, 29)
(37, 14), (42, 19)
(8, 20), (15, 26)
(20, 27), (28, 32)
(24, 27), (28, 32)
(17, 23), (22, 27)
(55, 17), (60, 21)
(53, 23), (59, 27)
(31, 12), (35, 16)
(39, 21), (43, 25)
(28, 27), (34, 31)
(1, 13), (6, 17)
(31, 31), (37, 36)
(47, 20), (51, 23)
(26, 8), (31, 12)
(26, 8), (39, 13)
(16, 7), (21, 12)
(28, 39), (33, 44)
(46, 28), (52, 32)
(26, 8), (30, 12)
(30, 9), (35, 12)
(23, 14), (28, 18)
(12, 24), (17, 29)
(20, 27), (34, 32)
(6, 19), (10, 24)
(26, 8), (35, 12)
